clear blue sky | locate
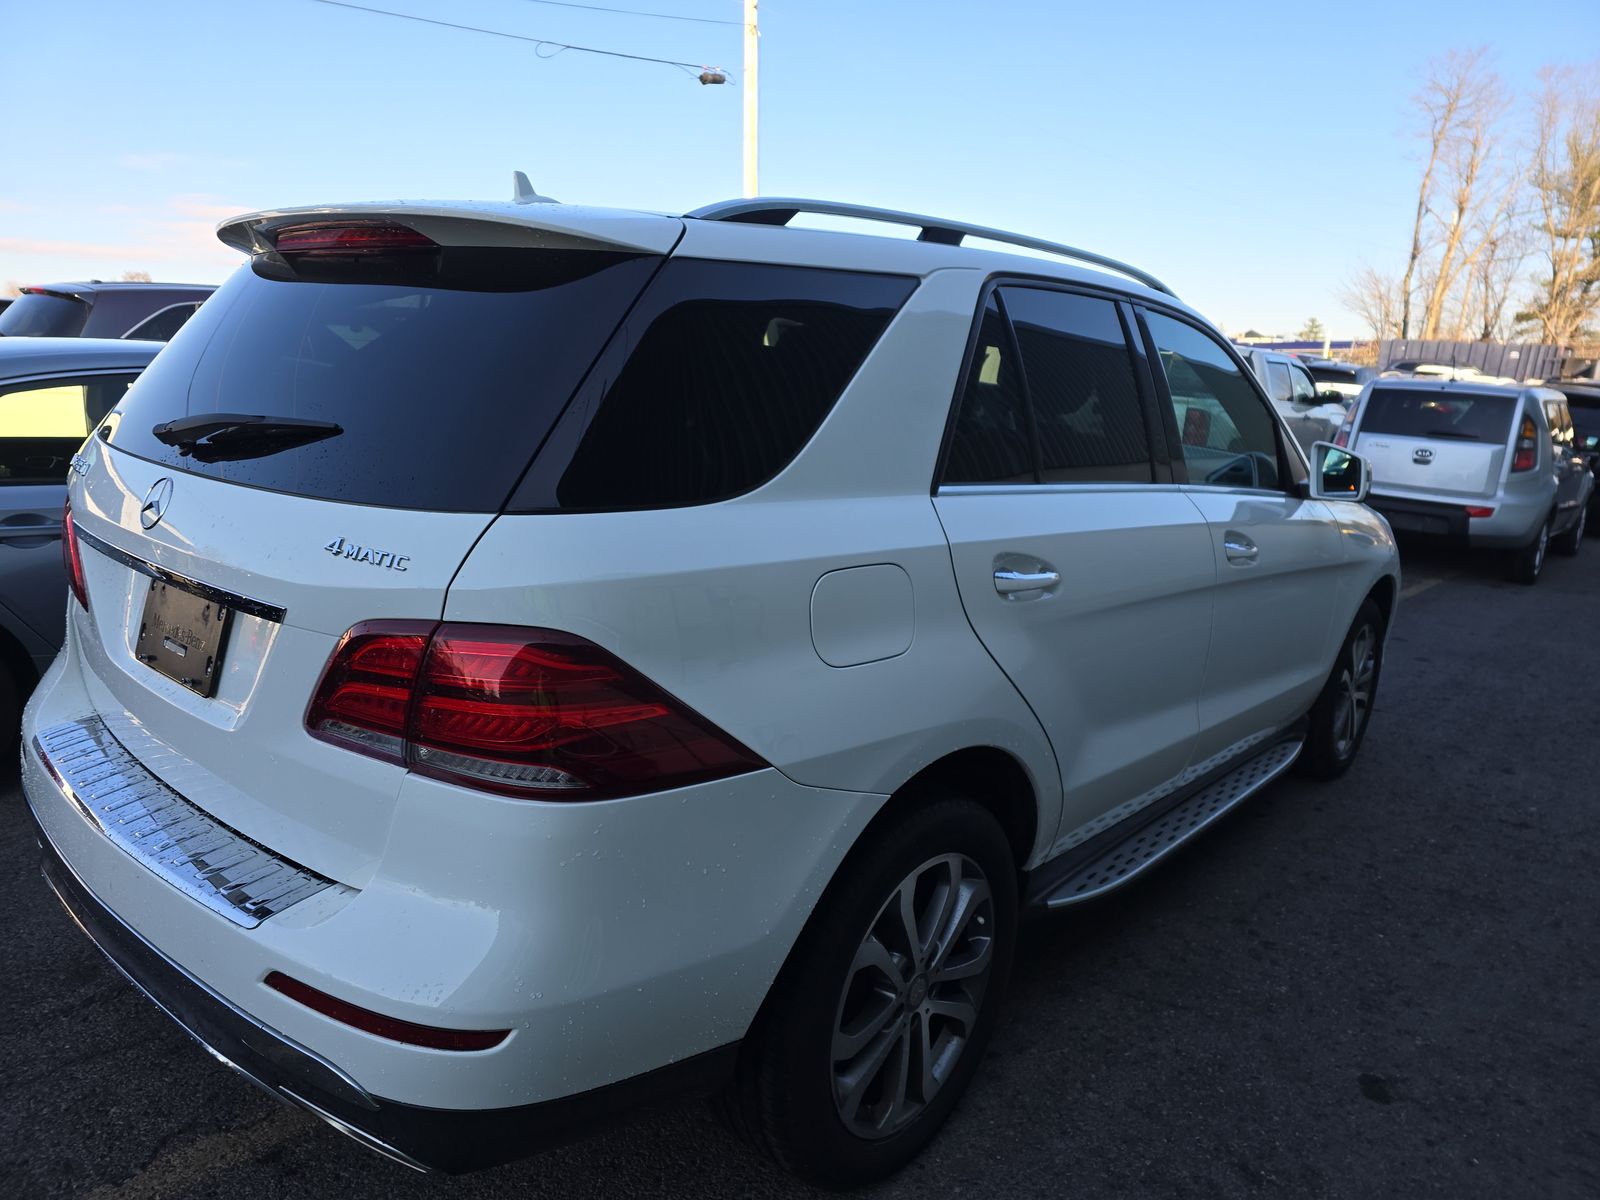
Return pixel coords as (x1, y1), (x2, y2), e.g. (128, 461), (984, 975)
(2, 0), (1595, 335)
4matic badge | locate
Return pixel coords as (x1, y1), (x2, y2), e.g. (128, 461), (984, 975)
(324, 536), (410, 572)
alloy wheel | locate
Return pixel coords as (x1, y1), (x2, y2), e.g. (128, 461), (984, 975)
(831, 853), (995, 1140)
(1332, 623), (1377, 759)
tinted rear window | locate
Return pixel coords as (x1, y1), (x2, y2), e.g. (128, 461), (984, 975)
(1359, 388), (1517, 443)
(1310, 365), (1359, 384)
(0, 292), (90, 337)
(1561, 393), (1600, 445)
(107, 250), (660, 511)
(513, 260), (915, 510)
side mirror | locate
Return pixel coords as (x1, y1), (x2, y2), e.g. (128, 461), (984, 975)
(1308, 441), (1371, 503)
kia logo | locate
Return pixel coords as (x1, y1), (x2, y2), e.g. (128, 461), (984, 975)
(140, 477), (174, 529)
(1413, 448), (1435, 463)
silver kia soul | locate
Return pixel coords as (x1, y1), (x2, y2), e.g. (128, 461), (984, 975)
(23, 190), (1399, 1186)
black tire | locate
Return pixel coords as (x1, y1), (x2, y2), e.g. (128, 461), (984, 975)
(1507, 517), (1551, 584)
(1552, 504), (1586, 557)
(718, 796), (1018, 1188)
(1298, 598), (1384, 780)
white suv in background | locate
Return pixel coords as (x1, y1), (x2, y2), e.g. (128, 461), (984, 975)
(24, 192), (1399, 1186)
(1235, 346), (1349, 452)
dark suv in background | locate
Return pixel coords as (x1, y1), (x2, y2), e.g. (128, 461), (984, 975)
(1553, 380), (1600, 526)
(0, 281), (215, 341)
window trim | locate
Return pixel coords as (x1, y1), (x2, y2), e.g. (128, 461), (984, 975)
(1131, 302), (1300, 496)
(932, 274), (1172, 494)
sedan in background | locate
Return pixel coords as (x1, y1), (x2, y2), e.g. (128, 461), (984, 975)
(0, 337), (163, 748)
(0, 281), (214, 341)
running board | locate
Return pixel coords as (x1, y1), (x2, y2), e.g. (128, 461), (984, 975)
(1038, 739), (1303, 909)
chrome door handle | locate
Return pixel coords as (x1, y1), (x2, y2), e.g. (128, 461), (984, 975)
(994, 568), (1060, 595)
(1223, 532), (1259, 563)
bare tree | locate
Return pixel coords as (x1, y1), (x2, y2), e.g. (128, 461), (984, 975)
(120, 270), (153, 283)
(1459, 173), (1531, 340)
(1519, 65), (1600, 345)
(1400, 50), (1488, 337)
(1339, 267), (1404, 341)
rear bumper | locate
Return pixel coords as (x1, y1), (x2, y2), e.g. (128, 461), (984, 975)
(26, 798), (735, 1173)
(1367, 490), (1545, 548)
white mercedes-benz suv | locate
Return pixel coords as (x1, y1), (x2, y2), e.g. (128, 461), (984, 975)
(23, 190), (1399, 1186)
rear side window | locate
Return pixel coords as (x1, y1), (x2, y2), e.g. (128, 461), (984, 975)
(1565, 395), (1600, 447)
(526, 260), (916, 509)
(1358, 388), (1516, 443)
(1265, 360), (1292, 402)
(940, 296), (1034, 485)
(1144, 310), (1282, 490)
(1000, 287), (1151, 484)
(124, 303), (200, 342)
(108, 249), (661, 512)
(0, 373), (137, 484)
(0, 292), (90, 338)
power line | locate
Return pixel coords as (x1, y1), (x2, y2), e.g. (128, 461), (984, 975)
(509, 0), (739, 26)
(308, 0), (730, 76)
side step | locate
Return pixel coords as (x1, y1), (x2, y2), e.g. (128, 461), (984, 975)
(1039, 739), (1303, 909)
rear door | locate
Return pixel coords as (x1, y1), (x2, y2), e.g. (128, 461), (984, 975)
(1543, 398), (1586, 524)
(1353, 387), (1517, 499)
(0, 370), (137, 643)
(934, 285), (1216, 849)
(1138, 308), (1347, 760)
(70, 212), (677, 884)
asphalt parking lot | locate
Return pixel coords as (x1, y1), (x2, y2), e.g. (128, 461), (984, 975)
(3, 541), (1597, 1200)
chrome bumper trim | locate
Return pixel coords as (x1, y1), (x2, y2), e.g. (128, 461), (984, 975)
(33, 717), (335, 928)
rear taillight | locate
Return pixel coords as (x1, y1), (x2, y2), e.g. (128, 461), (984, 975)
(62, 499), (88, 611)
(273, 222), (436, 256)
(307, 623), (765, 800)
(1334, 407), (1357, 448)
(1512, 417), (1539, 471)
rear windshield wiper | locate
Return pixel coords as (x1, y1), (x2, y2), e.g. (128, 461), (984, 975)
(152, 413), (343, 462)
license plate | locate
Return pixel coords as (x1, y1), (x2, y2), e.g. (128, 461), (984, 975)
(134, 579), (234, 697)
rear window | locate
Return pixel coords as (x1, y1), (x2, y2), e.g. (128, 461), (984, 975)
(512, 260), (916, 510)
(1359, 388), (1517, 443)
(0, 292), (91, 338)
(107, 249), (661, 512)
(1310, 365), (1359, 384)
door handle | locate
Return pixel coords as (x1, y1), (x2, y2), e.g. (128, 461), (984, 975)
(1223, 531), (1259, 564)
(994, 568), (1061, 595)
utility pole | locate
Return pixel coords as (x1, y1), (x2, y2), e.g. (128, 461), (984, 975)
(742, 0), (758, 197)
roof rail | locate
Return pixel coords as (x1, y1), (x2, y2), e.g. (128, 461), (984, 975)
(684, 197), (1175, 297)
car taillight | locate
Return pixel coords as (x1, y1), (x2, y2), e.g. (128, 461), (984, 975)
(272, 222), (436, 255)
(62, 499), (88, 611)
(1512, 416), (1539, 471)
(306, 622), (766, 800)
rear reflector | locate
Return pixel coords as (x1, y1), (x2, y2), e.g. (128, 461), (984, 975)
(1465, 506), (1495, 518)
(62, 499), (88, 611)
(264, 972), (509, 1051)
(307, 623), (766, 800)
(272, 223), (436, 255)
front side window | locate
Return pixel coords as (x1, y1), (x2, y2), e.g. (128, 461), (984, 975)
(940, 295), (1034, 485)
(0, 373), (137, 484)
(1145, 310), (1281, 490)
(1000, 287), (1151, 484)
(1288, 363), (1319, 404)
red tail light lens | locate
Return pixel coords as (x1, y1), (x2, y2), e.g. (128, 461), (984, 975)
(1512, 417), (1539, 471)
(62, 499), (88, 611)
(1465, 506), (1495, 518)
(273, 223), (436, 255)
(306, 623), (766, 800)
(264, 972), (508, 1051)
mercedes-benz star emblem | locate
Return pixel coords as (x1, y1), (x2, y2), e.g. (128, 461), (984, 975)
(140, 477), (174, 529)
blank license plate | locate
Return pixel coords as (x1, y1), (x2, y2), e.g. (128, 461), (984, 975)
(135, 579), (234, 697)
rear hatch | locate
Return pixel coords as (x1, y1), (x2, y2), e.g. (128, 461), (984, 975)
(68, 206), (678, 884)
(1353, 386), (1516, 499)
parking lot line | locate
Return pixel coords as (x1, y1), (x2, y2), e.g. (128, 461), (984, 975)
(1399, 573), (1455, 600)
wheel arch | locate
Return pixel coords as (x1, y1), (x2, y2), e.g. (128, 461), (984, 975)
(871, 745), (1041, 872)
(1366, 573), (1398, 631)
